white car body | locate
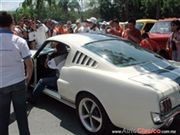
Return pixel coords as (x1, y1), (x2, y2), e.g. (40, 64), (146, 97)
(31, 33), (180, 134)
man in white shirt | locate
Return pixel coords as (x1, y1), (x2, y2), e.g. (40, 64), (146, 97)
(0, 11), (33, 135)
(35, 21), (49, 48)
(28, 20), (49, 49)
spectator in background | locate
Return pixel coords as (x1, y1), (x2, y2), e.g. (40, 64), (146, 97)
(52, 23), (61, 36)
(81, 20), (91, 33)
(122, 18), (142, 44)
(28, 20), (37, 49)
(13, 18), (30, 43)
(12, 25), (24, 37)
(28, 20), (49, 49)
(45, 19), (58, 37)
(21, 18), (30, 42)
(52, 22), (68, 36)
(140, 33), (160, 52)
(0, 11), (33, 135)
(66, 20), (74, 33)
(99, 21), (108, 34)
(166, 20), (180, 61)
(74, 19), (85, 33)
(35, 20), (49, 48)
(174, 22), (180, 61)
(86, 17), (99, 33)
(107, 18), (122, 37)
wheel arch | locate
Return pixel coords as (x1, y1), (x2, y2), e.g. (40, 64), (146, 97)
(75, 90), (112, 124)
(75, 90), (114, 134)
(76, 91), (102, 107)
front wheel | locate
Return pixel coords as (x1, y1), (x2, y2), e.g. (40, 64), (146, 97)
(76, 93), (112, 135)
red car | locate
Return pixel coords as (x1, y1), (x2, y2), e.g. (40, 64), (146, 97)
(148, 18), (179, 59)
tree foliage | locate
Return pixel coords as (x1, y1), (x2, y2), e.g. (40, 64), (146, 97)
(14, 0), (180, 22)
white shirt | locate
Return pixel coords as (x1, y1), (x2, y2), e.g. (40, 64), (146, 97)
(74, 26), (89, 33)
(28, 31), (36, 42)
(35, 24), (48, 49)
(47, 54), (67, 71)
(28, 24), (48, 49)
(0, 30), (31, 88)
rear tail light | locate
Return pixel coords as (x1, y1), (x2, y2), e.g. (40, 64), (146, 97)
(160, 97), (172, 114)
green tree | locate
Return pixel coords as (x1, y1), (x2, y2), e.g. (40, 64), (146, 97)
(98, 0), (119, 20)
(57, 0), (80, 20)
(161, 0), (180, 17)
(14, 0), (180, 22)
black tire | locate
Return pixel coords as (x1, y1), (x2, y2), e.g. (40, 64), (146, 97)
(76, 93), (112, 135)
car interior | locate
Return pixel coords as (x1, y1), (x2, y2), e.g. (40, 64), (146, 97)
(30, 41), (70, 91)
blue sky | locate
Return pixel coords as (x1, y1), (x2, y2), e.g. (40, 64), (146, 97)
(0, 0), (24, 11)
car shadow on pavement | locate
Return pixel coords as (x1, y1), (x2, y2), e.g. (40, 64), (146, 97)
(168, 114), (180, 135)
(27, 94), (180, 135)
(32, 94), (87, 135)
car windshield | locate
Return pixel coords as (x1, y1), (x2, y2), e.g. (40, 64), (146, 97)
(84, 39), (166, 67)
(149, 21), (171, 34)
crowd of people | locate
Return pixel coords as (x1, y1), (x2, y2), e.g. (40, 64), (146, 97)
(12, 17), (142, 49)
(11, 18), (133, 45)
(11, 16), (180, 61)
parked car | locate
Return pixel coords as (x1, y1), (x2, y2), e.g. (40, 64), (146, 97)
(30, 33), (180, 135)
(136, 19), (157, 34)
(148, 18), (179, 59)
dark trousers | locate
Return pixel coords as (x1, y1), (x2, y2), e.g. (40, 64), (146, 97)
(31, 76), (58, 102)
(0, 80), (30, 135)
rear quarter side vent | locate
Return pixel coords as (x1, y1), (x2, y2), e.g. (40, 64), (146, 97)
(72, 51), (97, 67)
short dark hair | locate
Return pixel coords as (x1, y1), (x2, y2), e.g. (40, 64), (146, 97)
(128, 18), (136, 25)
(171, 20), (180, 30)
(0, 11), (13, 27)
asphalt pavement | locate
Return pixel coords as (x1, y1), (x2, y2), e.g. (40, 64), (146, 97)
(9, 95), (86, 135)
(9, 94), (180, 135)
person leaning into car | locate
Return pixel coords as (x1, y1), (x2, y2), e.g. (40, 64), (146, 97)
(0, 11), (33, 135)
(28, 43), (67, 105)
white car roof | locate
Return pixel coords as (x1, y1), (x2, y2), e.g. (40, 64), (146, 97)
(46, 33), (116, 47)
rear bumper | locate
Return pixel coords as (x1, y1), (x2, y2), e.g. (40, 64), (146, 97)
(151, 105), (180, 126)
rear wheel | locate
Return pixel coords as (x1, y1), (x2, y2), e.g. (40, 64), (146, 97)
(76, 93), (112, 135)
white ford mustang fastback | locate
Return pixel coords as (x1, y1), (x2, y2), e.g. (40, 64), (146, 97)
(30, 33), (180, 135)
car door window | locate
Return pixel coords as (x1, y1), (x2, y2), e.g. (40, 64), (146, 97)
(36, 41), (70, 81)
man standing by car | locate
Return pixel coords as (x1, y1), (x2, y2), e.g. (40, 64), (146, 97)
(0, 11), (33, 135)
(166, 20), (180, 61)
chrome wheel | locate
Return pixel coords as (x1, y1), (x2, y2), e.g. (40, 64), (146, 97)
(78, 98), (103, 133)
